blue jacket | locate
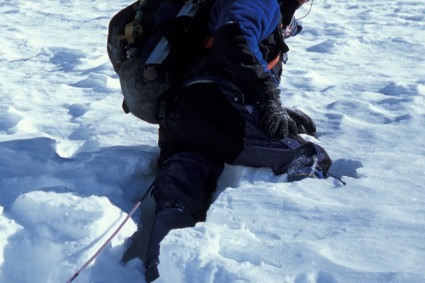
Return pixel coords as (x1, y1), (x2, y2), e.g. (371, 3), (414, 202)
(208, 0), (284, 101)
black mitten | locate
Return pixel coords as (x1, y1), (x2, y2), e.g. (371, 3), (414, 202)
(257, 91), (298, 139)
(286, 108), (317, 136)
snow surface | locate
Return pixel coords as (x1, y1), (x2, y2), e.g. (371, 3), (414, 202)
(1, 0), (425, 282)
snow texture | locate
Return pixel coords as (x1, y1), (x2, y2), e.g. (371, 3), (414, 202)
(1, 0), (424, 282)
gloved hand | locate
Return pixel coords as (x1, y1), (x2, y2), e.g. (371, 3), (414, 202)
(257, 91), (298, 139)
(286, 108), (316, 136)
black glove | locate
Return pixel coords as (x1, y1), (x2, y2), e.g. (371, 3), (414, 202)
(257, 91), (298, 139)
(286, 108), (316, 136)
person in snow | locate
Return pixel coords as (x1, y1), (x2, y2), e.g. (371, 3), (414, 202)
(125, 0), (332, 281)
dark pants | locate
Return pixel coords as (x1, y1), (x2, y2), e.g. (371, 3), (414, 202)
(158, 80), (309, 168)
(144, 80), (330, 281)
(145, 151), (223, 281)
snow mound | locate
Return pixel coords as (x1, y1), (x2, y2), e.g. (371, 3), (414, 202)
(1, 190), (144, 283)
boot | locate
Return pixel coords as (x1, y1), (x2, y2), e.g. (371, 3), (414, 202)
(145, 207), (195, 282)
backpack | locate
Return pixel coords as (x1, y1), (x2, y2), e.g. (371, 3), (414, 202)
(107, 0), (214, 124)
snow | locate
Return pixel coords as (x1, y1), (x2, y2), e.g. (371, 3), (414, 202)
(1, 0), (424, 282)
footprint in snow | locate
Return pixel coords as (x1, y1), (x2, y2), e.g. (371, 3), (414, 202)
(64, 103), (91, 120)
(41, 47), (86, 72)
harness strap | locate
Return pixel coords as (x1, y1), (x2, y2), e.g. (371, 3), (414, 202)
(203, 36), (214, 48)
(203, 35), (282, 70)
(267, 54), (281, 70)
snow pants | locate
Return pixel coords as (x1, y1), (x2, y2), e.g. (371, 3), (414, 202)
(157, 80), (313, 170)
(144, 80), (331, 281)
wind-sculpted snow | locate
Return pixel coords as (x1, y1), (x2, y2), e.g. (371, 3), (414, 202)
(2, 191), (143, 282)
(1, 0), (425, 283)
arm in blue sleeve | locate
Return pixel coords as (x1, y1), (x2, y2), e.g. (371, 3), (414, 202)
(210, 0), (282, 100)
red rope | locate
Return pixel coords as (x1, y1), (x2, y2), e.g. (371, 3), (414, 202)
(65, 201), (142, 283)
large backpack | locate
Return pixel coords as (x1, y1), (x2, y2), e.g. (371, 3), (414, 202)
(107, 0), (214, 124)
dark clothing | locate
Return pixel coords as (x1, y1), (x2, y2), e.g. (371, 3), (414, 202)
(158, 82), (245, 164)
(145, 79), (328, 280)
(141, 1), (332, 281)
(146, 150), (224, 281)
(209, 0), (283, 98)
(144, 207), (196, 282)
(159, 80), (307, 170)
(153, 151), (224, 220)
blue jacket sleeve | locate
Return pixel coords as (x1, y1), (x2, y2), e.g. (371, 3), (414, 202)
(209, 0), (282, 100)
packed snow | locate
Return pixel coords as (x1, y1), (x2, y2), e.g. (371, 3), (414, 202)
(1, 0), (424, 282)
